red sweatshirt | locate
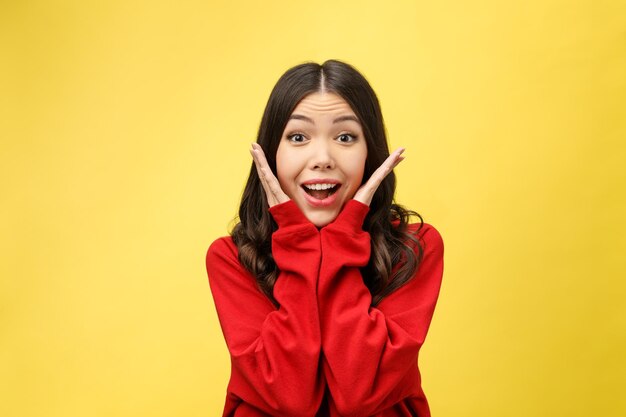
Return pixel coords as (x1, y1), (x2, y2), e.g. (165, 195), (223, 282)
(206, 198), (444, 417)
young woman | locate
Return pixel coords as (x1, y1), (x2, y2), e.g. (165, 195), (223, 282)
(206, 60), (444, 417)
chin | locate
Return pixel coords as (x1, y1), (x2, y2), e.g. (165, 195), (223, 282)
(306, 211), (339, 228)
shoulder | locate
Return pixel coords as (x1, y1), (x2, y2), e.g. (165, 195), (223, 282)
(376, 221), (445, 311)
(205, 236), (277, 316)
(407, 221), (444, 257)
(404, 222), (444, 287)
(206, 235), (238, 262)
(205, 235), (249, 280)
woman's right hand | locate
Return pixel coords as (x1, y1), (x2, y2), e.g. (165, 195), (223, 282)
(250, 143), (290, 208)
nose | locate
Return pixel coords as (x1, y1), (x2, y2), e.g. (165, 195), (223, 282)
(309, 139), (335, 170)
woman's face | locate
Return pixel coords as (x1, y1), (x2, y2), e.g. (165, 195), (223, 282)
(276, 91), (368, 228)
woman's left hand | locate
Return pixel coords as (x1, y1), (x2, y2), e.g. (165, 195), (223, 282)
(353, 147), (405, 206)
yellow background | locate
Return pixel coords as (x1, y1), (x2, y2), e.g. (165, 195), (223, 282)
(1, 0), (625, 416)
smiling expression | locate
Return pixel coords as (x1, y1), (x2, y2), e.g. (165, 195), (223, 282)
(276, 91), (368, 228)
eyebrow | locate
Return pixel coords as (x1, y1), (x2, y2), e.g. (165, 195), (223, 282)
(288, 114), (361, 125)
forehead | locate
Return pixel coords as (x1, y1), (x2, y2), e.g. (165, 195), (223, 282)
(290, 92), (356, 118)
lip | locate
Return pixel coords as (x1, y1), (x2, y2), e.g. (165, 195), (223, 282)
(299, 178), (342, 208)
(301, 178), (342, 185)
(300, 183), (341, 207)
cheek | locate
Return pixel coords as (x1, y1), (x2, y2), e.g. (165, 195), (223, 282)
(338, 162), (365, 202)
(346, 148), (367, 188)
(348, 165), (365, 192)
(275, 144), (300, 192)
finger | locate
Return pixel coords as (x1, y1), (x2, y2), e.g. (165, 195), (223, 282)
(385, 148), (406, 167)
(262, 170), (280, 206)
(373, 149), (404, 181)
(250, 147), (265, 182)
(365, 148), (406, 191)
(253, 143), (273, 172)
(250, 144), (264, 176)
(353, 148), (406, 206)
(252, 144), (279, 205)
(252, 143), (289, 204)
(250, 146), (268, 192)
(391, 155), (405, 169)
(264, 168), (287, 205)
(385, 148), (405, 170)
(384, 147), (404, 167)
(250, 145), (277, 206)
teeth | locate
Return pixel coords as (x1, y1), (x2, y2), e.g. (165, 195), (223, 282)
(303, 183), (337, 190)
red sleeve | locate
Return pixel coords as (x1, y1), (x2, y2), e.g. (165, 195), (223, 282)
(206, 199), (325, 416)
(317, 199), (445, 416)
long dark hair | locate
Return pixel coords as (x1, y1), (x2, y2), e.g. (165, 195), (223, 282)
(231, 59), (425, 307)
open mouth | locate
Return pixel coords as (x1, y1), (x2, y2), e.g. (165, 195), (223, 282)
(301, 183), (341, 200)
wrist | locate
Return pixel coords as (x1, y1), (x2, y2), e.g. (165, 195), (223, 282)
(326, 199), (370, 232)
(269, 199), (315, 229)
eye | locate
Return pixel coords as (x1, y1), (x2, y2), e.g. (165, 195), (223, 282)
(337, 133), (358, 143)
(286, 133), (307, 143)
